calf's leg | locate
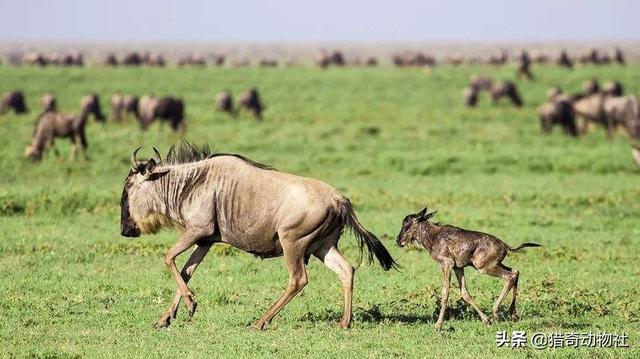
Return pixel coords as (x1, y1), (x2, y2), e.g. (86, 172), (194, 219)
(454, 268), (491, 325)
(480, 263), (517, 318)
(508, 269), (520, 321)
(435, 262), (453, 331)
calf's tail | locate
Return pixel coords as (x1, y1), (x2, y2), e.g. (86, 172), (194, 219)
(509, 242), (542, 252)
(340, 198), (398, 271)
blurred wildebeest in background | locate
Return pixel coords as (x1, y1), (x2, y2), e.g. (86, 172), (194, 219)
(615, 48), (626, 65)
(178, 53), (207, 67)
(365, 57), (378, 66)
(142, 53), (165, 67)
(41, 92), (57, 113)
(393, 51), (436, 67)
(463, 86), (478, 107)
(238, 88), (264, 120)
(469, 75), (494, 92)
(602, 81), (624, 97)
(573, 93), (607, 136)
(26, 93), (105, 161)
(111, 94), (140, 122)
(232, 59), (250, 68)
(538, 88), (577, 136)
(446, 53), (465, 66)
(557, 50), (573, 69)
(603, 95), (640, 138)
(121, 142), (396, 329)
(315, 50), (345, 68)
(215, 91), (234, 115)
(0, 90), (29, 115)
(487, 50), (508, 66)
(104, 53), (118, 66)
(491, 81), (523, 107)
(122, 52), (143, 66)
(516, 50), (533, 80)
(21, 52), (48, 66)
(211, 55), (225, 66)
(259, 59), (278, 67)
(530, 50), (550, 64)
(138, 95), (185, 132)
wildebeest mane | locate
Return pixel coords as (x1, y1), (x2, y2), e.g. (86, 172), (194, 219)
(164, 140), (273, 170)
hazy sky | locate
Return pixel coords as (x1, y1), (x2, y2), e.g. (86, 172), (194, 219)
(0, 0), (638, 42)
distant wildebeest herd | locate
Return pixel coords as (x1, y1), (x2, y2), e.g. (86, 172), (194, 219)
(1, 87), (264, 161)
(3, 47), (627, 68)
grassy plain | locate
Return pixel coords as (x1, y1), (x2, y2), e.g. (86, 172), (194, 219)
(0, 63), (639, 357)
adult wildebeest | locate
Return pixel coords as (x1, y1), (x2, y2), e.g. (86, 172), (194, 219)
(491, 81), (523, 107)
(516, 50), (533, 80)
(104, 53), (118, 66)
(0, 90), (29, 115)
(463, 86), (478, 107)
(120, 143), (397, 329)
(602, 81), (624, 97)
(557, 50), (573, 69)
(238, 88), (263, 119)
(615, 48), (626, 65)
(469, 75), (493, 92)
(603, 95), (640, 138)
(137, 96), (185, 131)
(215, 91), (234, 115)
(396, 206), (540, 331)
(41, 92), (57, 113)
(111, 94), (139, 122)
(538, 89), (577, 136)
(122, 52), (143, 66)
(25, 93), (105, 160)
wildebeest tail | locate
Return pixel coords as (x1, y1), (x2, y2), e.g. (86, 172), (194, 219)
(340, 198), (398, 271)
(509, 242), (542, 252)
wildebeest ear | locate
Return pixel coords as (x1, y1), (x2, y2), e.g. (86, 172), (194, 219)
(425, 210), (438, 220)
(417, 206), (428, 219)
(145, 159), (157, 174)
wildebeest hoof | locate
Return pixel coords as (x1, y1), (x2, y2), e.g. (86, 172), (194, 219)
(511, 314), (519, 322)
(434, 322), (443, 331)
(252, 320), (270, 330)
(338, 320), (351, 329)
(187, 302), (198, 320)
(481, 316), (492, 325)
(154, 318), (171, 329)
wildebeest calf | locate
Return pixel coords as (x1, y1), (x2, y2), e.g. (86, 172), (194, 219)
(396, 206), (540, 331)
(41, 92), (57, 113)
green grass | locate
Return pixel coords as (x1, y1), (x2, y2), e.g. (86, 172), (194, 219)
(0, 64), (639, 358)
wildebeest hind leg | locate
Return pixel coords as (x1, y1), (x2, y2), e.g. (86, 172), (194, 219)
(253, 247), (308, 330)
(314, 244), (354, 329)
(155, 243), (213, 328)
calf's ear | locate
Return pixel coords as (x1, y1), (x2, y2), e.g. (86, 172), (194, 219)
(417, 206), (428, 219)
(425, 210), (438, 220)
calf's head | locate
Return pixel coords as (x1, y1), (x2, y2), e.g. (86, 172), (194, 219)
(396, 206), (437, 247)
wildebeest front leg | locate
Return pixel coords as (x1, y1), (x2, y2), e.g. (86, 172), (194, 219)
(454, 268), (491, 325)
(435, 263), (453, 331)
(155, 243), (213, 328)
(162, 230), (208, 321)
(253, 249), (308, 330)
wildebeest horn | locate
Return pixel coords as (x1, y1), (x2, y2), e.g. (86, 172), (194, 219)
(152, 147), (162, 163)
(131, 147), (142, 170)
